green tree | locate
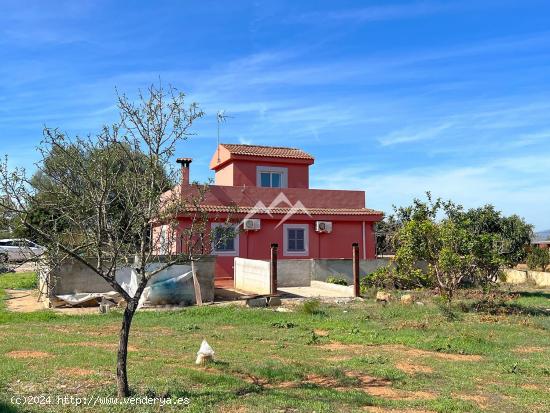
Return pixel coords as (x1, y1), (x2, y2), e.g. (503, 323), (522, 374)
(396, 218), (475, 302)
(526, 247), (550, 272)
(373, 194), (534, 299)
(14, 142), (173, 248)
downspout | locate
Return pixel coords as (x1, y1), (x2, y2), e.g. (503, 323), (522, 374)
(362, 221), (366, 259)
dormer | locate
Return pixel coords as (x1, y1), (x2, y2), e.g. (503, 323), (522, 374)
(209, 143), (314, 189)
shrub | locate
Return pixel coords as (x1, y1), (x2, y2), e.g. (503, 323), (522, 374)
(360, 264), (431, 293)
(300, 299), (326, 316)
(526, 247), (550, 272)
(326, 276), (348, 286)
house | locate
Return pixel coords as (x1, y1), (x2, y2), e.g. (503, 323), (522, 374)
(157, 143), (383, 281)
(531, 240), (550, 250)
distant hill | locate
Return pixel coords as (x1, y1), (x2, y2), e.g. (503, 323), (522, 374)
(533, 229), (550, 241)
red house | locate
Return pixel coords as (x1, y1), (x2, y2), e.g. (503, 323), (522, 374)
(158, 143), (383, 282)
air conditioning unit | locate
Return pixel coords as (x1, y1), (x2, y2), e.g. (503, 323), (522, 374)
(243, 218), (261, 231)
(315, 221), (333, 233)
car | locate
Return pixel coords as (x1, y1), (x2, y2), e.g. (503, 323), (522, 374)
(0, 239), (45, 262)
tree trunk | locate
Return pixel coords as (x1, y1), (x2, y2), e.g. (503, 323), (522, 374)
(117, 301), (136, 397)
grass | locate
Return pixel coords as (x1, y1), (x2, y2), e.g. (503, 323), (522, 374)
(0, 272), (37, 290)
(0, 273), (548, 413)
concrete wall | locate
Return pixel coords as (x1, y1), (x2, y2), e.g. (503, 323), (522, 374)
(503, 268), (550, 287)
(234, 257), (271, 294)
(276, 258), (390, 286)
(277, 259), (312, 287)
(311, 258), (389, 284)
(41, 256), (216, 305)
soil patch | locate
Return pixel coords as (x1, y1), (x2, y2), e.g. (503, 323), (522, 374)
(59, 368), (95, 377)
(365, 408), (436, 413)
(521, 384), (540, 390)
(7, 350), (51, 359)
(328, 355), (353, 362)
(5, 289), (44, 312)
(321, 342), (482, 362)
(320, 343), (365, 352)
(455, 393), (490, 408)
(65, 342), (138, 352)
(514, 346), (546, 353)
(379, 344), (482, 361)
(395, 361), (433, 375)
(366, 387), (436, 400)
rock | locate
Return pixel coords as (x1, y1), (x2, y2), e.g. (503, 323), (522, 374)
(376, 291), (391, 303)
(400, 294), (413, 304)
(246, 297), (268, 308)
(267, 296), (282, 307)
(415, 301), (425, 306)
(275, 307), (292, 313)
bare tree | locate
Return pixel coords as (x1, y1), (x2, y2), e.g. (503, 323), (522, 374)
(0, 83), (210, 396)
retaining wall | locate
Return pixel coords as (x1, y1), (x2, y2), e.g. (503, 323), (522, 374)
(503, 268), (550, 287)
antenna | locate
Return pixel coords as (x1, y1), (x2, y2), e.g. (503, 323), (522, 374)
(216, 110), (232, 162)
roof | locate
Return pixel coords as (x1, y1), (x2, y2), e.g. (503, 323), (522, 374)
(220, 143), (314, 160)
(183, 205), (383, 216)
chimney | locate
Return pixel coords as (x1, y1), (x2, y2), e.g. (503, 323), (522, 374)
(176, 158), (192, 185)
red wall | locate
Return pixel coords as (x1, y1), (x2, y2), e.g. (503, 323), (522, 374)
(215, 159), (310, 188)
(174, 217), (376, 279)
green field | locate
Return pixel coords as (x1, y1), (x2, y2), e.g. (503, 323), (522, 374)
(0, 272), (548, 413)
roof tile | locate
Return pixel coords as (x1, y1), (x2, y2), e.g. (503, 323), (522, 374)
(183, 205), (382, 216)
(221, 143), (314, 160)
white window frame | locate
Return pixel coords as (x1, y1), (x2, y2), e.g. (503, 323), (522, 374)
(283, 224), (309, 256)
(256, 166), (288, 188)
(211, 223), (239, 256)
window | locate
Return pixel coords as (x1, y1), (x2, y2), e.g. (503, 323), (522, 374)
(256, 166), (288, 188)
(211, 223), (239, 255)
(260, 172), (282, 188)
(283, 224), (309, 256)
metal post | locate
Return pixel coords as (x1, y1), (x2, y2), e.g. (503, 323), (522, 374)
(352, 242), (360, 297)
(270, 243), (278, 295)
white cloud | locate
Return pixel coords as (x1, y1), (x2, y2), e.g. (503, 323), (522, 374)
(378, 122), (454, 146)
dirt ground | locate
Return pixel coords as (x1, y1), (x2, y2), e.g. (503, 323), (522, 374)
(4, 289), (100, 314)
(4, 289), (44, 312)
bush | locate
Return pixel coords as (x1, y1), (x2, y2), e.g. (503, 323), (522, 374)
(326, 276), (348, 286)
(300, 299), (326, 316)
(526, 247), (550, 272)
(360, 265), (431, 293)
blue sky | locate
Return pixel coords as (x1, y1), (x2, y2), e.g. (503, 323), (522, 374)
(1, 0), (549, 230)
